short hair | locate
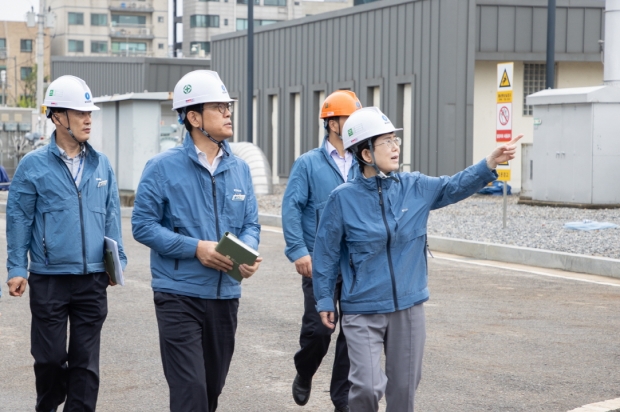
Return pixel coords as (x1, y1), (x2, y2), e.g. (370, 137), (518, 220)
(178, 103), (204, 132)
(352, 135), (380, 172)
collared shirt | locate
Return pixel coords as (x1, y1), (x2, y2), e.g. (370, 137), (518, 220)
(195, 145), (224, 175)
(325, 139), (353, 182)
(58, 144), (86, 186)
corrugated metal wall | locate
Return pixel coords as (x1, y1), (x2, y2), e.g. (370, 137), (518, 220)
(212, 0), (477, 178)
(51, 57), (211, 97)
(476, 0), (605, 61)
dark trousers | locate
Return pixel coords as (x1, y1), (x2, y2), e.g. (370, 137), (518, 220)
(294, 276), (351, 409)
(154, 292), (239, 412)
(28, 272), (109, 412)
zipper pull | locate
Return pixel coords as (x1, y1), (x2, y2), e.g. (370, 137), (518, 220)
(377, 183), (383, 205)
(426, 242), (434, 258)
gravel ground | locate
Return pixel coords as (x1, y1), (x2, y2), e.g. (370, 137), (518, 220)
(257, 184), (620, 260)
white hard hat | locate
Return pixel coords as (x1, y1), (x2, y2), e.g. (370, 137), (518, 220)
(43, 75), (99, 115)
(343, 107), (402, 150)
(172, 70), (236, 111)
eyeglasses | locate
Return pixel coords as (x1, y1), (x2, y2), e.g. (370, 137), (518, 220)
(374, 137), (401, 150)
(208, 102), (234, 115)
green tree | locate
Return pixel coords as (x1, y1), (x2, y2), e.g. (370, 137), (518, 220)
(18, 64), (37, 108)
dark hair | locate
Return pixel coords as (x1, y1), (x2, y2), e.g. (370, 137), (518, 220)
(352, 135), (380, 172)
(47, 108), (67, 119)
(179, 103), (204, 132)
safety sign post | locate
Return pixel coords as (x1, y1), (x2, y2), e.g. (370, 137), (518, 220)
(496, 62), (513, 228)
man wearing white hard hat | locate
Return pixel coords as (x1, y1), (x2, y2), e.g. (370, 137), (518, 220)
(312, 107), (522, 411)
(132, 70), (262, 412)
(5, 75), (126, 411)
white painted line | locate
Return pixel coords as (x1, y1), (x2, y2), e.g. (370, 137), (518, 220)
(567, 397), (620, 412)
(435, 255), (620, 288)
(261, 226), (283, 234)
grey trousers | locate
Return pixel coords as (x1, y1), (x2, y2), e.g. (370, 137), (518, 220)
(342, 304), (426, 412)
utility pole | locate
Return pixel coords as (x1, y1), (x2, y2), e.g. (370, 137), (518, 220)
(247, 0), (254, 143)
(545, 0), (556, 89)
(36, 0), (45, 133)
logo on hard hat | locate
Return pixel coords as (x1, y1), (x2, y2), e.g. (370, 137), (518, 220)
(221, 85), (227, 93)
(183, 84), (192, 94)
(347, 129), (353, 137)
(85, 92), (91, 100)
(49, 90), (54, 96)
(355, 102), (361, 108)
(382, 115), (388, 121)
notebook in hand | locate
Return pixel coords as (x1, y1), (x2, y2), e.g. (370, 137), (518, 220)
(215, 232), (260, 282)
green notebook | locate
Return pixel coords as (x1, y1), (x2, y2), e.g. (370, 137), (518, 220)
(215, 232), (260, 282)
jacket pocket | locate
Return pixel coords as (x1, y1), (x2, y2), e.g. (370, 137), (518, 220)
(348, 253), (357, 294)
(43, 207), (82, 266)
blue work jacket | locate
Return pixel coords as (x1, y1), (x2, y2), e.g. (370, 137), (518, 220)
(313, 159), (497, 315)
(282, 137), (357, 262)
(132, 134), (260, 299)
(6, 133), (126, 280)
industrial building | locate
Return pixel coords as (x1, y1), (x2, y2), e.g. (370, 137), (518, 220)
(48, 0), (169, 58)
(211, 0), (605, 190)
(178, 0), (353, 58)
(0, 21), (51, 107)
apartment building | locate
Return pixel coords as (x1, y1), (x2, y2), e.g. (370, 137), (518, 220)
(182, 0), (352, 58)
(50, 0), (169, 58)
(0, 21), (51, 106)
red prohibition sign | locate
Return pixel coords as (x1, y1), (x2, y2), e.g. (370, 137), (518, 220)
(499, 106), (510, 126)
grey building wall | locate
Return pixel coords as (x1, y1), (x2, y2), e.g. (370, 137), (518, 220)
(51, 56), (211, 96)
(476, 0), (605, 62)
(212, 0), (477, 178)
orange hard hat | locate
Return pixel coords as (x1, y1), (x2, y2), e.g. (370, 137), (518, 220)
(320, 90), (362, 119)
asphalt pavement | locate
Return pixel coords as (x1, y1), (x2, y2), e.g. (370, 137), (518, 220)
(1, 218), (620, 411)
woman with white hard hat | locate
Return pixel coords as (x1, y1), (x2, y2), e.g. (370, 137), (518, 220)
(132, 70), (262, 412)
(6, 75), (126, 411)
(312, 107), (522, 411)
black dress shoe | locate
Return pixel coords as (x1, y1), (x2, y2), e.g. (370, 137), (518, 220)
(334, 406), (350, 412)
(292, 373), (312, 406)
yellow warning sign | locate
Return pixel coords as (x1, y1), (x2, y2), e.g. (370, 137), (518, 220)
(499, 69), (511, 88)
(497, 169), (511, 181)
(496, 91), (513, 103)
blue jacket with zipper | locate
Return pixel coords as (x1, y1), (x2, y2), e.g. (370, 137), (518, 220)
(6, 133), (126, 280)
(312, 159), (497, 315)
(282, 136), (356, 262)
(132, 134), (260, 299)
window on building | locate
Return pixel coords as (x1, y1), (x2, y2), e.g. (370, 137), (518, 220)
(68, 12), (84, 25)
(20, 39), (33, 52)
(111, 15), (147, 26)
(91, 14), (108, 26)
(236, 19), (279, 30)
(68, 40), (84, 53)
(0, 38), (6, 50)
(237, 0), (260, 4)
(20, 67), (33, 80)
(91, 41), (108, 53)
(158, 16), (164, 23)
(264, 0), (286, 5)
(523, 63), (547, 116)
(190, 41), (210, 56)
(190, 15), (220, 28)
(111, 41), (147, 54)
(224, 19), (228, 26)
(158, 43), (164, 49)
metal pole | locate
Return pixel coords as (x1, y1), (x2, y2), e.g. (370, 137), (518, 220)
(545, 0), (556, 89)
(502, 181), (507, 229)
(247, 0), (254, 143)
(173, 0), (177, 57)
(36, 0), (45, 132)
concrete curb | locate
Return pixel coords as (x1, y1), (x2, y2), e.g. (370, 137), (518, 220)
(2, 203), (617, 280)
(256, 213), (620, 280)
